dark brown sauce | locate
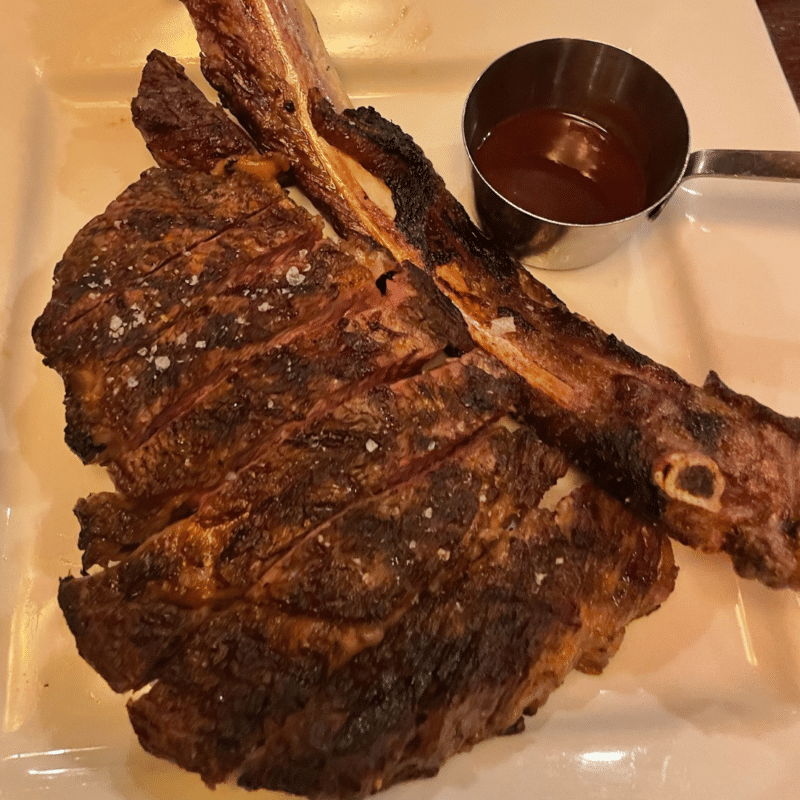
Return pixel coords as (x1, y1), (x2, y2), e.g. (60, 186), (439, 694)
(473, 107), (647, 225)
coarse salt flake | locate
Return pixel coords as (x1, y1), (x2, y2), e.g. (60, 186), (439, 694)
(285, 266), (305, 286)
(423, 507), (433, 519)
(365, 439), (379, 453)
(535, 572), (547, 586)
(554, 557), (564, 565)
(258, 302), (273, 312)
(195, 340), (207, 349)
(437, 548), (450, 561)
(109, 315), (123, 332)
(154, 356), (171, 371)
(127, 377), (139, 388)
(490, 316), (516, 335)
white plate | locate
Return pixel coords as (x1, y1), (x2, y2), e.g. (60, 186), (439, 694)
(2, 0), (800, 797)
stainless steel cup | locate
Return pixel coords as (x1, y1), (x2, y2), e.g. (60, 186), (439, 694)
(463, 38), (800, 270)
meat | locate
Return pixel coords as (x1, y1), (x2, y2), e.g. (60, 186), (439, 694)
(33, 163), (472, 491)
(75, 350), (539, 571)
(32, 26), (680, 797)
(61, 423), (675, 796)
(28, 0), (797, 796)
(127, 482), (673, 799)
(131, 49), (260, 172)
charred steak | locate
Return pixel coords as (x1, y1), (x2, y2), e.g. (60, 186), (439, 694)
(33, 29), (678, 799)
(29, 0), (798, 796)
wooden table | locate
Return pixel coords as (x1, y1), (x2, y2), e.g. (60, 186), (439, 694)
(756, 0), (800, 108)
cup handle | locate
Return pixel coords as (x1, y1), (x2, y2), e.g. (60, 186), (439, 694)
(684, 149), (800, 181)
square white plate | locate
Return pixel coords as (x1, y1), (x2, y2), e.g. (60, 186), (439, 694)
(2, 0), (800, 798)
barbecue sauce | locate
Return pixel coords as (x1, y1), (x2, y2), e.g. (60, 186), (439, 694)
(473, 108), (647, 225)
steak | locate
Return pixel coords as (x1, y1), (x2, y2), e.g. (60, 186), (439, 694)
(132, 49), (260, 172)
(127, 480), (673, 799)
(75, 349), (540, 571)
(32, 28), (679, 797)
(61, 422), (675, 796)
(31, 0), (798, 796)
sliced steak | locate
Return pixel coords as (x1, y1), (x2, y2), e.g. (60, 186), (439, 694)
(102, 259), (471, 498)
(132, 49), (259, 172)
(33, 14), (686, 800)
(59, 422), (567, 690)
(33, 168), (302, 462)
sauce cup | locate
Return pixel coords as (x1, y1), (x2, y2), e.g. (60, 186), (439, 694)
(463, 38), (800, 270)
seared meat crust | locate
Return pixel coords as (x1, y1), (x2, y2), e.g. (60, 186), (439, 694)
(123, 479), (674, 798)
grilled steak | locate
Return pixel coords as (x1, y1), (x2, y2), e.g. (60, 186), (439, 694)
(75, 349), (540, 571)
(127, 480), (674, 799)
(33, 28), (679, 797)
(132, 49), (260, 172)
(31, 0), (797, 796)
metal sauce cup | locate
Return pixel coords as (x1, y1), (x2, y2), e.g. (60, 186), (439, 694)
(463, 38), (800, 270)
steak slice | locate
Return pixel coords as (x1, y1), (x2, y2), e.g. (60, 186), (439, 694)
(132, 49), (260, 172)
(32, 168), (304, 462)
(103, 258), (471, 499)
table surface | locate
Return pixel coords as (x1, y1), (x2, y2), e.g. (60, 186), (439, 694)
(757, 0), (800, 108)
